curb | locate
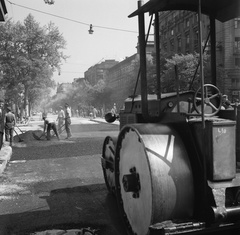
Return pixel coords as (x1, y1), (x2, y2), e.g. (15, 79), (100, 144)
(0, 145), (12, 174)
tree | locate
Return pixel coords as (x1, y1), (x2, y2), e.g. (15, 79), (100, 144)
(0, 14), (67, 116)
(162, 53), (227, 93)
(162, 53), (200, 92)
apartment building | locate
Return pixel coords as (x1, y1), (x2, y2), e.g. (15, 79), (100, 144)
(105, 36), (155, 110)
(159, 10), (240, 101)
(84, 59), (119, 86)
(106, 54), (140, 110)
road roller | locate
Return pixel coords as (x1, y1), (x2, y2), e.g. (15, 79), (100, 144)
(101, 0), (240, 234)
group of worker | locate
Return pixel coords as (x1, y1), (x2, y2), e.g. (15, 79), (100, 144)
(0, 94), (236, 147)
(42, 103), (72, 141)
(0, 100), (73, 147)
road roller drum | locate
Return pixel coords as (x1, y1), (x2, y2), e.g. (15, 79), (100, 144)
(114, 123), (195, 235)
(101, 136), (117, 194)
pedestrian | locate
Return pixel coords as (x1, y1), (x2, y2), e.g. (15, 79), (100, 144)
(64, 103), (72, 139)
(56, 106), (65, 134)
(111, 103), (117, 115)
(5, 107), (16, 146)
(101, 107), (104, 118)
(221, 95), (233, 110)
(93, 107), (98, 119)
(0, 98), (5, 150)
(42, 115), (60, 140)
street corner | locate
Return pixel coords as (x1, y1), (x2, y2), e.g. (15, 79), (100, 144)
(0, 145), (12, 174)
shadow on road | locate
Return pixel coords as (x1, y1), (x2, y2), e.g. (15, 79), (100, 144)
(0, 183), (126, 235)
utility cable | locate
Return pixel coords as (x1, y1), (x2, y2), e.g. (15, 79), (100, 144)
(7, 0), (138, 34)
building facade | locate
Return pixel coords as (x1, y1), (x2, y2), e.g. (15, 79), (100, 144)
(84, 59), (119, 86)
(159, 10), (240, 101)
(106, 54), (139, 110)
(105, 37), (155, 111)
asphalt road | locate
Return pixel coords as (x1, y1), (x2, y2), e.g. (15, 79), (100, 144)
(0, 118), (126, 235)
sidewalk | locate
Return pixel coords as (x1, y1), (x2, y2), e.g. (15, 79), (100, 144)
(0, 144), (12, 175)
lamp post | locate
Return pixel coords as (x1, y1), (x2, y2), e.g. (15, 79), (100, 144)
(88, 24), (94, 34)
(44, 0), (55, 5)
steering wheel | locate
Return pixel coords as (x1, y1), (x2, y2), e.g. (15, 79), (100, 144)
(193, 84), (222, 117)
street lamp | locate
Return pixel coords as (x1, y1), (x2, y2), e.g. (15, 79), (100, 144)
(88, 24), (94, 34)
(44, 0), (55, 5)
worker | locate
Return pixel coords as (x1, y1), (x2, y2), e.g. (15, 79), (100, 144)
(56, 106), (65, 134)
(221, 95), (233, 110)
(64, 103), (72, 139)
(0, 98), (5, 149)
(42, 115), (60, 140)
(5, 107), (16, 146)
(111, 103), (117, 115)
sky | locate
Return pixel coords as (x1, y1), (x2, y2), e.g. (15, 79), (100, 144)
(5, 0), (147, 84)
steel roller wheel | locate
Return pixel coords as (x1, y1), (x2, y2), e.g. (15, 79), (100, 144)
(115, 124), (195, 235)
(101, 136), (117, 194)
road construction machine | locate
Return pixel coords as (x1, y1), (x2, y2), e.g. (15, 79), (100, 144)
(101, 0), (240, 234)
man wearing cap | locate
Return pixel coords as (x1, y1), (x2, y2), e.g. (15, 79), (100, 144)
(42, 115), (60, 141)
(5, 107), (16, 146)
(64, 103), (72, 139)
(0, 98), (4, 149)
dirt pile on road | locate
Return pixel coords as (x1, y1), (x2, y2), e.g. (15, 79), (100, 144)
(13, 130), (44, 143)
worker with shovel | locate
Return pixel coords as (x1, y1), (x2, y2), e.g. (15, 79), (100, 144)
(43, 115), (60, 141)
(5, 107), (16, 146)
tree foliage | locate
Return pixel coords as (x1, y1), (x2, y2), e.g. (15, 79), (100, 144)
(47, 52), (227, 116)
(0, 14), (67, 116)
(161, 53), (227, 93)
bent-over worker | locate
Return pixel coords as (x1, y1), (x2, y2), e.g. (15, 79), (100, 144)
(42, 115), (60, 141)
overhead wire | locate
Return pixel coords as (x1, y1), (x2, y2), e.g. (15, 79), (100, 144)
(6, 0), (138, 34)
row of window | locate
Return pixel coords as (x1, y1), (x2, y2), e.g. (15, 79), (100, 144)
(235, 18), (240, 29)
(162, 31), (199, 54)
(235, 37), (240, 51)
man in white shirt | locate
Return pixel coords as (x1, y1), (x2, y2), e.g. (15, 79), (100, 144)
(56, 106), (65, 133)
(64, 103), (72, 139)
(43, 115), (60, 140)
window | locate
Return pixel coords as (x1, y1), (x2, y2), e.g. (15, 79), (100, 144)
(194, 14), (198, 23)
(235, 58), (240, 67)
(163, 43), (167, 52)
(185, 33), (190, 52)
(232, 78), (240, 88)
(235, 18), (240, 29)
(194, 30), (199, 51)
(235, 37), (240, 53)
(170, 40), (174, 52)
(177, 22), (181, 32)
(186, 18), (190, 27)
(177, 37), (182, 52)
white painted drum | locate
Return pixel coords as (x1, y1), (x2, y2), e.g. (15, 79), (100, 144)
(102, 136), (117, 194)
(115, 124), (194, 235)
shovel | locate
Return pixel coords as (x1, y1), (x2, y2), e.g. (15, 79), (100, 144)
(15, 125), (25, 134)
(13, 129), (24, 142)
(32, 131), (46, 140)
